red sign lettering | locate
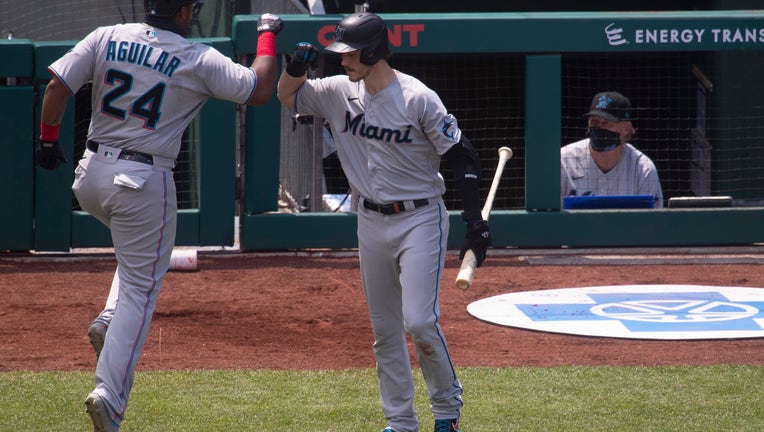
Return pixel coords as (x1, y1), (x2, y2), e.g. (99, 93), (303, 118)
(316, 23), (425, 48)
(317, 24), (335, 47)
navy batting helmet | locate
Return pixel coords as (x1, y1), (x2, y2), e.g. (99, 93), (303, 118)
(326, 12), (390, 66)
(145, 0), (201, 18)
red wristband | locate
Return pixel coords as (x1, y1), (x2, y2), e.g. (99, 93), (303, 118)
(256, 31), (276, 57)
(40, 122), (60, 141)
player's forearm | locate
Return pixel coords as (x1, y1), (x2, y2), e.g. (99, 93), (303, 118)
(40, 78), (70, 126)
(276, 69), (306, 109)
(247, 15), (282, 106)
(277, 42), (317, 109)
(248, 55), (278, 106)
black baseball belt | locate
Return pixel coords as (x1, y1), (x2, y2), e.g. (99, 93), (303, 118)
(87, 140), (154, 165)
(362, 198), (429, 215)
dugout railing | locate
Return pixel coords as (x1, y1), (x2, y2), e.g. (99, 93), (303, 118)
(3, 11), (764, 252)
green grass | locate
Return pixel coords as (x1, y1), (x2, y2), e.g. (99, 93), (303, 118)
(2, 365), (763, 431)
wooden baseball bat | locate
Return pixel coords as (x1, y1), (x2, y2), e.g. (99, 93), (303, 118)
(455, 146), (513, 290)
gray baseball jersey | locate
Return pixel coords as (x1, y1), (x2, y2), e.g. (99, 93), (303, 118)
(561, 139), (664, 208)
(50, 23), (257, 159)
(293, 70), (464, 431)
(295, 72), (461, 203)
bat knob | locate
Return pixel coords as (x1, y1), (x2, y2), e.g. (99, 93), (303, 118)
(498, 146), (513, 159)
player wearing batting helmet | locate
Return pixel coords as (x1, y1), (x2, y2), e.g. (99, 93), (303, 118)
(37, 2), (283, 430)
(277, 11), (490, 432)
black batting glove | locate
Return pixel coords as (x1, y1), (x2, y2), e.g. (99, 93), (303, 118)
(257, 13), (283, 35)
(35, 139), (67, 170)
(460, 219), (492, 268)
(286, 42), (319, 77)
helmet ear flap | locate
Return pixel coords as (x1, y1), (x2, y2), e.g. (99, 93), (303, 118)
(359, 28), (389, 65)
(360, 47), (377, 66)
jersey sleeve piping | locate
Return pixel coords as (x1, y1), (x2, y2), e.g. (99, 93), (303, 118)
(47, 66), (76, 96)
(293, 85), (303, 113)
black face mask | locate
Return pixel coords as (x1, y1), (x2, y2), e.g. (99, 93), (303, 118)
(587, 128), (621, 152)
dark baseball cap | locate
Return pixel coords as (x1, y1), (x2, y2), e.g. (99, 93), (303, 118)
(584, 91), (633, 122)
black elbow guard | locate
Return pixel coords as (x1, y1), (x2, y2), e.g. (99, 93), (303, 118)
(445, 136), (481, 181)
(445, 136), (483, 219)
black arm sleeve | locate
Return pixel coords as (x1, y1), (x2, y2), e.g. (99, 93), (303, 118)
(444, 135), (483, 221)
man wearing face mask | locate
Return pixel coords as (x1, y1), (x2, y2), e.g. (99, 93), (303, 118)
(560, 91), (664, 208)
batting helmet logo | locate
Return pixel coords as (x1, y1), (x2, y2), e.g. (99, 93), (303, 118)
(335, 26), (346, 42)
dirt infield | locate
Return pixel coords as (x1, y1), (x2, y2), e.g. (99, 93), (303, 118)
(3, 251), (764, 372)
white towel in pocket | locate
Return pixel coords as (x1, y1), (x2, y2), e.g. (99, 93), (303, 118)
(113, 173), (147, 190)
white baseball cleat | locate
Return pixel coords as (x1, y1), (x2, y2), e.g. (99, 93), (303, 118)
(87, 322), (107, 359)
(85, 392), (119, 431)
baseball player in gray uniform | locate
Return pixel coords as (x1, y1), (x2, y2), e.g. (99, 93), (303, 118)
(277, 12), (491, 432)
(36, 2), (283, 430)
(561, 91), (664, 208)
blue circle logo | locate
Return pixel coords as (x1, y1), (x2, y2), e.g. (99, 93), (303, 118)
(467, 285), (764, 340)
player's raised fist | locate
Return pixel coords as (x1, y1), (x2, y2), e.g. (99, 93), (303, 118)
(286, 42), (319, 77)
(293, 43), (319, 68)
(257, 13), (283, 35)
